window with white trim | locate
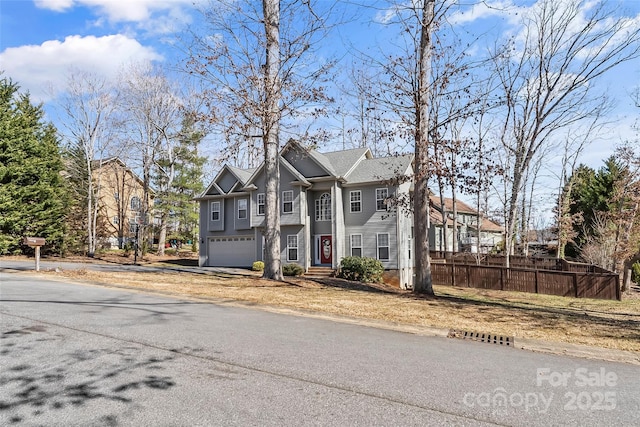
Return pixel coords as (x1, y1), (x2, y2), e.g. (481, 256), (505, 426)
(376, 188), (388, 211)
(131, 196), (141, 211)
(282, 190), (293, 214)
(377, 233), (390, 260)
(237, 199), (247, 219)
(113, 216), (119, 225)
(211, 201), (220, 221)
(315, 193), (331, 221)
(287, 235), (298, 261)
(257, 193), (265, 215)
(350, 190), (361, 213)
(350, 234), (362, 257)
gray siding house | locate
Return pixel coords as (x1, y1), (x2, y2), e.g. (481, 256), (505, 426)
(196, 140), (415, 289)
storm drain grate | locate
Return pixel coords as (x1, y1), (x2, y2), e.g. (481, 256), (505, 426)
(447, 329), (515, 346)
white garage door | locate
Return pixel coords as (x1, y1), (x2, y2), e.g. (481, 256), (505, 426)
(208, 235), (256, 267)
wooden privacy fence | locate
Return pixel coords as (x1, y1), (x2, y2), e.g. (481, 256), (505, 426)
(430, 252), (609, 273)
(431, 262), (621, 301)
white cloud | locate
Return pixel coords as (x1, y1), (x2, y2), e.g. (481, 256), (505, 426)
(34, 0), (198, 23)
(34, 0), (74, 12)
(0, 34), (162, 102)
(448, 0), (520, 26)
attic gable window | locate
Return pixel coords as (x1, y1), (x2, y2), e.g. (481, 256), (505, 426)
(315, 193), (331, 221)
(376, 188), (388, 211)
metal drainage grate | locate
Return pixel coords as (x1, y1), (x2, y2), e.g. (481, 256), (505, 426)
(447, 329), (515, 347)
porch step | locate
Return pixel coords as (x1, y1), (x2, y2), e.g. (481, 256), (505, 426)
(305, 266), (335, 278)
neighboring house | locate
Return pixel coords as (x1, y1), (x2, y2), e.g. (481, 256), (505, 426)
(92, 158), (157, 249)
(429, 196), (504, 254)
(522, 228), (558, 256)
(196, 140), (415, 289)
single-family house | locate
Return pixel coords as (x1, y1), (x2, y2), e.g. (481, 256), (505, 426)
(92, 157), (157, 249)
(429, 196), (503, 253)
(196, 140), (415, 288)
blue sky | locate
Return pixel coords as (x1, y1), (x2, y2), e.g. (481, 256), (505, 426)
(1, 0), (640, 173)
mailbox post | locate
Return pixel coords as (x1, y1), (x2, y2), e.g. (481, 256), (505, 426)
(23, 237), (46, 271)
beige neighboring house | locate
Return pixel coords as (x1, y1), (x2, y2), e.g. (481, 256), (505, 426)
(429, 196), (504, 254)
(92, 158), (156, 249)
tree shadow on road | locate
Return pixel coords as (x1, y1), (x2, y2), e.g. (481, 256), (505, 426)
(0, 324), (177, 425)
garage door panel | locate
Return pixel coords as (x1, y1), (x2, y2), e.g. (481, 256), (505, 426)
(208, 235), (255, 267)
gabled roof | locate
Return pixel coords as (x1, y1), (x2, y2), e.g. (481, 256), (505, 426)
(92, 157), (152, 193)
(430, 195), (477, 215)
(322, 147), (371, 177)
(280, 140), (338, 177)
(429, 195), (503, 233)
(200, 164), (257, 198)
(227, 165), (256, 185)
(200, 140), (413, 198)
(343, 154), (413, 185)
(477, 217), (503, 233)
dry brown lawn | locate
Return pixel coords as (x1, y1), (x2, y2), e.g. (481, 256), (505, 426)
(30, 253), (640, 355)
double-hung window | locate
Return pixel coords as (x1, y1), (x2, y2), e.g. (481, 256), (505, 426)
(287, 235), (298, 261)
(257, 193), (265, 215)
(131, 196), (141, 211)
(350, 234), (362, 257)
(377, 233), (390, 260)
(211, 201), (220, 221)
(315, 193), (331, 221)
(237, 199), (247, 219)
(376, 188), (388, 211)
(350, 191), (361, 213)
(282, 190), (293, 214)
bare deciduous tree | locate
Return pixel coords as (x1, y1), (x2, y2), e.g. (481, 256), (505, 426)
(414, 0), (436, 295)
(492, 0), (640, 267)
(59, 69), (119, 256)
(187, 0), (335, 280)
(118, 63), (183, 256)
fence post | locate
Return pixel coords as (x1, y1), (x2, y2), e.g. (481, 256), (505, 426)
(574, 273), (579, 298)
(450, 264), (454, 287)
(535, 269), (539, 294)
(500, 267), (504, 291)
(466, 264), (471, 288)
(452, 255), (456, 287)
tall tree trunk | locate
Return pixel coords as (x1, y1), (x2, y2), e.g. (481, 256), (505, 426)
(451, 192), (458, 253)
(262, 0), (283, 281)
(158, 213), (168, 256)
(413, 0), (435, 295)
(86, 157), (96, 257)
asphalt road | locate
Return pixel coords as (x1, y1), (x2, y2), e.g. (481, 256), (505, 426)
(1, 271), (639, 426)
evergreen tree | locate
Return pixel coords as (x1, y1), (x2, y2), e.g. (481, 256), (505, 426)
(154, 116), (206, 251)
(566, 158), (625, 258)
(0, 77), (69, 254)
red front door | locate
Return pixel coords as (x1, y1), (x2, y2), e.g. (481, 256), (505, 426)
(320, 235), (332, 264)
